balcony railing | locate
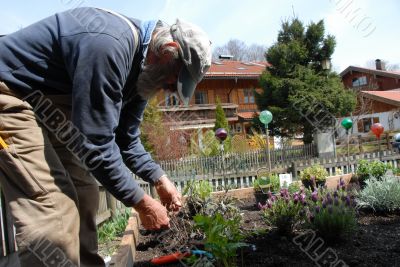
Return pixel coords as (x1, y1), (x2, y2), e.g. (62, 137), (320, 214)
(158, 103), (238, 129)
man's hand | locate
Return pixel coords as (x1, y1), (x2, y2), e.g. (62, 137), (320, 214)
(134, 194), (170, 230)
(155, 175), (182, 212)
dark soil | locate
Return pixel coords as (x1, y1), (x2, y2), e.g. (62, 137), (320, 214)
(134, 198), (400, 267)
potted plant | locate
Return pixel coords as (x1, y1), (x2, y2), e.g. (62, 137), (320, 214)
(300, 164), (328, 190)
(355, 160), (388, 188)
(253, 173), (279, 204)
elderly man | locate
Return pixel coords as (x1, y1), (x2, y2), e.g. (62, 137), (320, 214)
(0, 7), (211, 267)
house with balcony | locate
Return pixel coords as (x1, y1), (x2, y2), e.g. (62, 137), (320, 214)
(155, 60), (269, 135)
(338, 59), (400, 138)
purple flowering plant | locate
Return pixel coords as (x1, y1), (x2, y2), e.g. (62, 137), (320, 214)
(259, 188), (307, 236)
(305, 178), (357, 242)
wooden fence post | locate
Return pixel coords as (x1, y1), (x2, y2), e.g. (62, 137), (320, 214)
(386, 133), (391, 150)
(291, 161), (297, 180)
(358, 135), (364, 154)
(106, 192), (117, 218)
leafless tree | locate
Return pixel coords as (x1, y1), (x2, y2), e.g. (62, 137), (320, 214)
(365, 59), (400, 71)
(212, 39), (266, 62)
(245, 44), (267, 62)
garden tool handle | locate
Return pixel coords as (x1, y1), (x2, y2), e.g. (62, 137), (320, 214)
(0, 136), (8, 150)
(191, 249), (213, 259)
(150, 251), (190, 265)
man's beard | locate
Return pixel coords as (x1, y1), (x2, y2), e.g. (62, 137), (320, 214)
(136, 60), (178, 100)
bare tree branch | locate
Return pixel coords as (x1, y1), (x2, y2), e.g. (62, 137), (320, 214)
(212, 39), (266, 62)
(365, 59), (400, 71)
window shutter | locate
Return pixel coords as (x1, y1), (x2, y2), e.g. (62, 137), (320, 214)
(373, 117), (380, 123)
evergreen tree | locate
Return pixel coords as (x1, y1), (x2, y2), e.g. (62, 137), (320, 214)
(256, 18), (356, 144)
(140, 97), (163, 155)
(214, 97), (229, 131)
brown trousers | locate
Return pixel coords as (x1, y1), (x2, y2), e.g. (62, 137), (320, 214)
(0, 82), (105, 266)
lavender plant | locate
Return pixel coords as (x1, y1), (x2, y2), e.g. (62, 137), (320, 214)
(306, 178), (357, 242)
(259, 189), (307, 236)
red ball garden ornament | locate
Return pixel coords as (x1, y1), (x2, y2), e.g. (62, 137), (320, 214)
(371, 123), (384, 138)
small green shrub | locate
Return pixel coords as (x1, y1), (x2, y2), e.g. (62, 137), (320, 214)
(300, 164), (328, 183)
(203, 195), (242, 221)
(182, 179), (213, 215)
(288, 182), (301, 194)
(252, 176), (270, 191)
(183, 180), (241, 220)
(356, 176), (400, 213)
(183, 179), (213, 201)
(270, 174), (280, 192)
(194, 213), (246, 267)
(260, 189), (306, 236)
(392, 167), (400, 176)
(300, 164), (328, 190)
(98, 208), (131, 243)
(369, 161), (389, 179)
(356, 160), (388, 182)
(253, 174), (280, 192)
(306, 186), (357, 243)
(356, 159), (370, 181)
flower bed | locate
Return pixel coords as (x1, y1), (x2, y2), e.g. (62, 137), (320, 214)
(109, 173), (400, 267)
(133, 194), (400, 267)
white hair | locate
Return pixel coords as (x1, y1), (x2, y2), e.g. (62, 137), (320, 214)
(150, 21), (179, 60)
(137, 22), (181, 100)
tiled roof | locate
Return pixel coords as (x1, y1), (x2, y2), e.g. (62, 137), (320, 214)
(361, 89), (400, 107)
(340, 66), (400, 79)
(238, 111), (258, 120)
(205, 61), (269, 79)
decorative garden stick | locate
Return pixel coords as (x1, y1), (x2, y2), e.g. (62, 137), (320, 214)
(259, 110), (273, 172)
(341, 118), (353, 173)
(371, 123), (384, 161)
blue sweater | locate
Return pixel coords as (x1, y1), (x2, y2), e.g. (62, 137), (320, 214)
(0, 7), (165, 206)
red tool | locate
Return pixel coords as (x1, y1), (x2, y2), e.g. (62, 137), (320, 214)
(150, 251), (191, 265)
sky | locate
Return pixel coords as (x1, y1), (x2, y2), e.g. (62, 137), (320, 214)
(1, 0), (399, 72)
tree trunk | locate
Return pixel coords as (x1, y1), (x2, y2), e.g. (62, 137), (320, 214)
(302, 123), (314, 144)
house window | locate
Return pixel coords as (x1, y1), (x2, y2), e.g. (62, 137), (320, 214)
(244, 89), (255, 103)
(235, 123), (242, 133)
(165, 92), (179, 106)
(357, 117), (379, 133)
(352, 76), (368, 87)
(195, 91), (208, 104)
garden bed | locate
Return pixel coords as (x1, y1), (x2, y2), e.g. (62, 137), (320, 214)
(106, 173), (400, 267)
(133, 196), (400, 267)
(98, 210), (140, 267)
